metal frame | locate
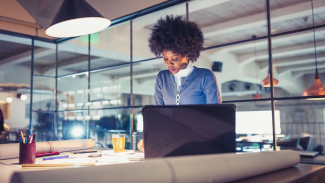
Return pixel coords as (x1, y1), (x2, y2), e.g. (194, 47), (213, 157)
(130, 20), (134, 149)
(53, 44), (58, 140)
(20, 0), (325, 146)
(266, 0), (277, 150)
(29, 39), (34, 135)
(0, 29), (55, 43)
(87, 34), (91, 139)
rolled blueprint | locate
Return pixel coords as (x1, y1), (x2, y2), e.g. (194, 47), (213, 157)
(11, 150), (299, 183)
(0, 139), (95, 159)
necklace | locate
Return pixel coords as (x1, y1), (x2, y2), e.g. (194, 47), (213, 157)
(175, 68), (193, 105)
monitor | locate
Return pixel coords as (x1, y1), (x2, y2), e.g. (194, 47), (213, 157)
(142, 104), (236, 159)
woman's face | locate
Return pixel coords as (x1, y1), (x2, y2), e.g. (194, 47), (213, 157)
(162, 50), (188, 75)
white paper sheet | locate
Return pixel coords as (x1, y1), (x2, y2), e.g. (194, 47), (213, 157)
(10, 150), (300, 183)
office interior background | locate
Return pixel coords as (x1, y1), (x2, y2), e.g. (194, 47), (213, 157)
(0, 0), (325, 151)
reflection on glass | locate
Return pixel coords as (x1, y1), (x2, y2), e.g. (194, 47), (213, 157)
(33, 76), (55, 111)
(32, 111), (55, 142)
(57, 75), (88, 111)
(88, 109), (132, 149)
(189, 0), (267, 46)
(58, 36), (89, 76)
(272, 28), (325, 98)
(90, 22), (131, 70)
(33, 41), (57, 77)
(203, 39), (270, 101)
(275, 99), (325, 151)
(133, 58), (162, 106)
(133, 107), (144, 133)
(234, 101), (273, 152)
(90, 65), (130, 108)
(0, 34), (31, 143)
(57, 111), (88, 140)
(133, 4), (186, 61)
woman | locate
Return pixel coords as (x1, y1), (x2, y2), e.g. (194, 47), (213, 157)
(137, 15), (221, 151)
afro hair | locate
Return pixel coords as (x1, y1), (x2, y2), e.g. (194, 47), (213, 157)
(148, 15), (204, 62)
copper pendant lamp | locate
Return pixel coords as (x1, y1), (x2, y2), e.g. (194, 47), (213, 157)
(302, 0), (325, 99)
(253, 92), (262, 100)
(46, 0), (111, 38)
(252, 35), (263, 99)
(302, 69), (325, 98)
(261, 67), (279, 87)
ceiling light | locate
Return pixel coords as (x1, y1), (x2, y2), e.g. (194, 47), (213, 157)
(6, 96), (12, 103)
(72, 127), (83, 137)
(303, 69), (325, 98)
(261, 70), (279, 87)
(253, 93), (263, 100)
(46, 0), (111, 38)
(303, 16), (309, 22)
(21, 94), (27, 101)
(271, 28), (277, 33)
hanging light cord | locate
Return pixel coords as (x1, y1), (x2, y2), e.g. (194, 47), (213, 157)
(311, 0), (318, 70)
(254, 36), (258, 93)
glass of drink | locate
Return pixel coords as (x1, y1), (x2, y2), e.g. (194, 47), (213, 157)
(112, 134), (125, 153)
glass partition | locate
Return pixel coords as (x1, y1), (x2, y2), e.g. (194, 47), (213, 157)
(0, 34), (32, 143)
(189, 0), (267, 46)
(90, 22), (131, 70)
(58, 36), (89, 76)
(3, 0), (325, 149)
(275, 99), (325, 151)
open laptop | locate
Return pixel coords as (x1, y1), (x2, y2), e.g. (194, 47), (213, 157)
(142, 104), (236, 159)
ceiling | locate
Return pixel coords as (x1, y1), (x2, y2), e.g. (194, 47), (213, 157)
(0, 0), (168, 39)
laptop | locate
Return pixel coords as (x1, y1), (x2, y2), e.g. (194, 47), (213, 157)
(142, 104), (236, 159)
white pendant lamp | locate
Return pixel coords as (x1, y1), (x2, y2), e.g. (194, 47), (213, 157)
(7, 87), (12, 103)
(46, 0), (111, 38)
(21, 94), (27, 101)
(6, 96), (12, 103)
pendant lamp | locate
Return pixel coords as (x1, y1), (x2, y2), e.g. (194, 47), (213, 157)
(302, 0), (325, 99)
(46, 0), (111, 38)
(261, 67), (279, 87)
(252, 35), (262, 99)
(253, 93), (262, 100)
(302, 69), (325, 98)
(7, 88), (12, 103)
(21, 88), (27, 101)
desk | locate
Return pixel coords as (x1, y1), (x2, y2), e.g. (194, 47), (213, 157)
(301, 155), (325, 165)
(233, 164), (325, 183)
(0, 149), (143, 183)
(1, 150), (325, 183)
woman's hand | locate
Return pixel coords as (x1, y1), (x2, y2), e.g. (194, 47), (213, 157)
(137, 139), (144, 152)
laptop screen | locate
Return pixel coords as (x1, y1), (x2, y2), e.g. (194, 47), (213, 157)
(143, 104), (236, 159)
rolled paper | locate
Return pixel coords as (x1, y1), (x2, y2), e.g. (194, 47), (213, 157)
(10, 150), (299, 183)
